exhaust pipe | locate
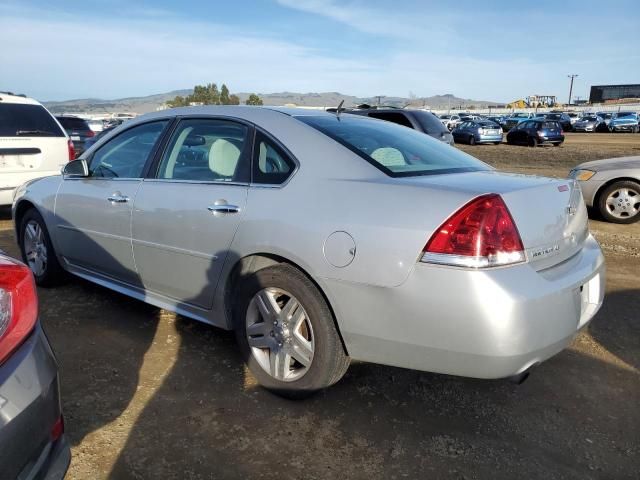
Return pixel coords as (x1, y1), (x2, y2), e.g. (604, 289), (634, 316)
(508, 370), (530, 385)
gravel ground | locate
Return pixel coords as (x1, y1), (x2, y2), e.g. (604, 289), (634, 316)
(0, 132), (638, 480)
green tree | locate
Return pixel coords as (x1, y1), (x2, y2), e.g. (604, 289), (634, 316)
(245, 93), (263, 106)
(167, 95), (187, 108)
(220, 84), (230, 105)
(206, 83), (220, 105)
(228, 94), (240, 105)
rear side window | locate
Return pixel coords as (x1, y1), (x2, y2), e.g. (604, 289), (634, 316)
(0, 103), (64, 137)
(414, 111), (449, 134)
(367, 112), (414, 129)
(252, 131), (295, 184)
(90, 121), (168, 178)
(298, 115), (488, 177)
(57, 117), (90, 130)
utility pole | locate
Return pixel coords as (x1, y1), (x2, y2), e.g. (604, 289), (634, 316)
(375, 95), (382, 107)
(567, 74), (578, 105)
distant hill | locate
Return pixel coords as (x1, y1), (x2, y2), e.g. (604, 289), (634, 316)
(43, 90), (497, 114)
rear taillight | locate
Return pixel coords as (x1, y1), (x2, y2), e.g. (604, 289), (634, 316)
(0, 257), (38, 365)
(67, 138), (76, 161)
(422, 194), (525, 268)
(87, 130), (95, 137)
(51, 415), (65, 441)
(560, 129), (564, 135)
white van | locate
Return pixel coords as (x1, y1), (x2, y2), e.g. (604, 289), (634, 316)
(0, 92), (73, 205)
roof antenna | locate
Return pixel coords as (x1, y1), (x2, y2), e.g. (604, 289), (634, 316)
(335, 99), (345, 118)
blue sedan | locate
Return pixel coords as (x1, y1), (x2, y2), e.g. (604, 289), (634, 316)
(452, 120), (503, 145)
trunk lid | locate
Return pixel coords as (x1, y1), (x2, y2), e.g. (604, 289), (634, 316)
(399, 170), (589, 270)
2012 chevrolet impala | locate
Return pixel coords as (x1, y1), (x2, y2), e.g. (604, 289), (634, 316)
(12, 106), (605, 397)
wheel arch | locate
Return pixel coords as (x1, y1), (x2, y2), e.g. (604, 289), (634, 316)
(222, 252), (349, 355)
(593, 176), (640, 207)
(13, 199), (39, 241)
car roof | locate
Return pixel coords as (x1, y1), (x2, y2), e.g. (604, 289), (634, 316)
(0, 92), (41, 105)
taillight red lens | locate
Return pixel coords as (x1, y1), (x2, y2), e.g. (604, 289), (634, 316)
(67, 138), (76, 161)
(423, 194), (525, 268)
(86, 130), (95, 137)
(51, 415), (65, 441)
(0, 257), (38, 365)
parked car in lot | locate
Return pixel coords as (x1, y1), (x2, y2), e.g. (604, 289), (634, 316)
(596, 112), (614, 127)
(538, 112), (573, 132)
(438, 114), (463, 130)
(452, 120), (502, 145)
(0, 253), (70, 478)
(570, 156), (640, 223)
(0, 92), (74, 206)
(609, 112), (639, 133)
(55, 115), (95, 157)
(573, 115), (603, 132)
(87, 119), (105, 133)
(502, 112), (535, 131)
(567, 112), (580, 126)
(506, 119), (564, 147)
(347, 107), (454, 145)
(82, 125), (116, 151)
(13, 106), (605, 397)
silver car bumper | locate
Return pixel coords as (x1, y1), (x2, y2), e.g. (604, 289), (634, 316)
(325, 234), (605, 379)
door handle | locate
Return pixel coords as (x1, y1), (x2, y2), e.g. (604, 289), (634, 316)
(107, 194), (129, 203)
(207, 204), (240, 214)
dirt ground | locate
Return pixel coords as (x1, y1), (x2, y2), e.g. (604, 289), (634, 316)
(0, 132), (638, 479)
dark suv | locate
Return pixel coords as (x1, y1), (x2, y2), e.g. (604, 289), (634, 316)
(343, 107), (454, 145)
(506, 119), (564, 147)
(56, 115), (94, 157)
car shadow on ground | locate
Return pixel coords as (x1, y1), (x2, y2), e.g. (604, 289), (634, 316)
(107, 284), (639, 480)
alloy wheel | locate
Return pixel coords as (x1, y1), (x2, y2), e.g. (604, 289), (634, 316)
(245, 288), (315, 382)
(23, 220), (48, 277)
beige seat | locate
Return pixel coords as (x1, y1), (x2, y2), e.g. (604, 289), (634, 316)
(209, 138), (241, 177)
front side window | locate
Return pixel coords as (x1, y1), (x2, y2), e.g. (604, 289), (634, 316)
(157, 118), (250, 183)
(297, 115), (489, 177)
(89, 121), (168, 178)
(252, 131), (295, 184)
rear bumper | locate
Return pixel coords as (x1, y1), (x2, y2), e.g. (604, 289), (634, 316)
(477, 134), (503, 143)
(0, 187), (15, 206)
(325, 234), (605, 379)
(539, 135), (564, 144)
(0, 324), (70, 479)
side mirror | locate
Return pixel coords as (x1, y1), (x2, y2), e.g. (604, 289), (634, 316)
(62, 158), (89, 178)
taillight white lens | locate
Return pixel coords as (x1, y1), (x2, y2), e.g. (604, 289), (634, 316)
(422, 194), (525, 268)
(0, 257), (38, 365)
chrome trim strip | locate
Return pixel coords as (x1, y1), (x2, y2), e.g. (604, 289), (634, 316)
(57, 224), (130, 242)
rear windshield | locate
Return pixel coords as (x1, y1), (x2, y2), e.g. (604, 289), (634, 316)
(57, 116), (90, 130)
(414, 111), (449, 135)
(0, 103), (65, 137)
(542, 121), (560, 129)
(297, 114), (489, 177)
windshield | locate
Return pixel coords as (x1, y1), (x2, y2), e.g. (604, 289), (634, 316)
(414, 111), (449, 134)
(616, 112), (636, 118)
(297, 114), (489, 177)
(513, 113), (529, 118)
(583, 117), (597, 121)
(439, 115), (451, 119)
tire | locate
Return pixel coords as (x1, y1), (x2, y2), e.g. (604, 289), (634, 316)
(19, 208), (66, 286)
(468, 135), (476, 145)
(233, 264), (350, 399)
(493, 142), (501, 145)
(553, 142), (562, 147)
(528, 136), (538, 147)
(597, 180), (640, 224)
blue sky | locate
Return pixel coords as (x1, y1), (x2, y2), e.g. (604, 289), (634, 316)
(1, 0), (638, 102)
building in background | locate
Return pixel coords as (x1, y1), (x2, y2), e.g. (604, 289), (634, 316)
(589, 84), (640, 104)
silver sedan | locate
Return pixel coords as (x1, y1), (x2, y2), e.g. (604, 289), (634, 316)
(12, 106), (605, 397)
(570, 156), (640, 223)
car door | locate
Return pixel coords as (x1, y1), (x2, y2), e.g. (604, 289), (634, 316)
(131, 117), (251, 310)
(54, 120), (170, 285)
